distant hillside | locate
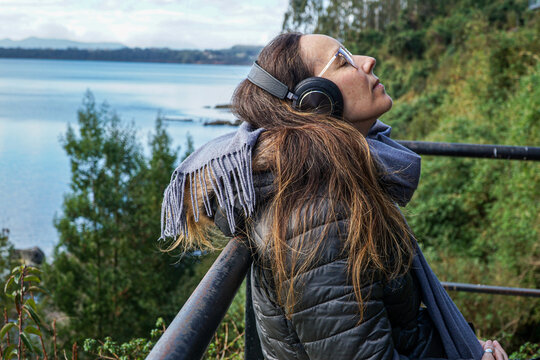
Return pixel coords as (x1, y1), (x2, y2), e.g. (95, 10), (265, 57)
(0, 43), (262, 65)
(0, 37), (126, 50)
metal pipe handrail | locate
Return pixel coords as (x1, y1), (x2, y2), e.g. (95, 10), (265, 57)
(442, 282), (540, 297)
(147, 247), (540, 359)
(148, 141), (540, 359)
(147, 237), (252, 360)
(397, 141), (540, 160)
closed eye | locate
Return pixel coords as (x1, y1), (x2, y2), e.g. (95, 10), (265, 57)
(337, 55), (348, 67)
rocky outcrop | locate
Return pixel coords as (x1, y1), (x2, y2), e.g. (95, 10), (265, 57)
(13, 247), (45, 266)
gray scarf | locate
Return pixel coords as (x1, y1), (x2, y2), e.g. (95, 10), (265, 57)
(160, 120), (482, 360)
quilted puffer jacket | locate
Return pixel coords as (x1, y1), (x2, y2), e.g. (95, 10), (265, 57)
(214, 171), (447, 360)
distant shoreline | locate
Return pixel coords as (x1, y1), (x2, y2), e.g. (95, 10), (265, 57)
(0, 45), (262, 65)
(163, 104), (241, 126)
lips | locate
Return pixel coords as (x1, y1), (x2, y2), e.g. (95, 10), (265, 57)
(372, 79), (380, 89)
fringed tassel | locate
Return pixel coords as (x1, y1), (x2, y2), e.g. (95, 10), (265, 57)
(160, 144), (256, 240)
(160, 171), (187, 240)
(199, 165), (212, 217)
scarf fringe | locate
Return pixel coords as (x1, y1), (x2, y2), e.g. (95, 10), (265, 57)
(160, 143), (255, 240)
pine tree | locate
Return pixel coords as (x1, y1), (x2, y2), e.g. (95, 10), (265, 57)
(43, 91), (193, 346)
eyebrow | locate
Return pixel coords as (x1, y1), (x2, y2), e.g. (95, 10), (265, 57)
(331, 45), (342, 58)
(316, 46), (339, 64)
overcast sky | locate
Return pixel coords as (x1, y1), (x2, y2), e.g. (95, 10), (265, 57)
(0, 0), (290, 49)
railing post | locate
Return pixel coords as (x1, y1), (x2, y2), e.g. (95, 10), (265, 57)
(147, 237), (252, 360)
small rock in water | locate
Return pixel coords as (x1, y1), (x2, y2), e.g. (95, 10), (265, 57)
(203, 119), (241, 126)
(162, 117), (193, 122)
(13, 247), (45, 266)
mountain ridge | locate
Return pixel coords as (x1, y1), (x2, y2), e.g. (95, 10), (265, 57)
(0, 37), (126, 50)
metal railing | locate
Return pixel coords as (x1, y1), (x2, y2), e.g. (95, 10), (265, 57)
(148, 237), (251, 360)
(147, 141), (540, 360)
(395, 141), (540, 160)
(441, 282), (540, 297)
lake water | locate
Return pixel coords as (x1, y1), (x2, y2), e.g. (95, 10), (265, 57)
(0, 58), (251, 256)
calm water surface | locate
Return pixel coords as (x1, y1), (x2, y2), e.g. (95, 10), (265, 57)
(0, 58), (250, 255)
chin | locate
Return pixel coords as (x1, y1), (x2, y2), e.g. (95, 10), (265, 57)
(380, 96), (393, 115)
(385, 93), (393, 107)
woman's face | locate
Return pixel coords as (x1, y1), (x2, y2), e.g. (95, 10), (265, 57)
(300, 34), (392, 134)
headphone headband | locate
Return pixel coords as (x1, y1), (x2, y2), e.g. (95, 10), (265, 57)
(247, 62), (298, 100)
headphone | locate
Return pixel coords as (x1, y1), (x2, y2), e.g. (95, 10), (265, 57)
(247, 61), (344, 117)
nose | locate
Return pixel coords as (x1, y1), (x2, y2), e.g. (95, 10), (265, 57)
(357, 56), (376, 74)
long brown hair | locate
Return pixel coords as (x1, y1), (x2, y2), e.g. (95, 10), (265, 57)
(231, 33), (415, 318)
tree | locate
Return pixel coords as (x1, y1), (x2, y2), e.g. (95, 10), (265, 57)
(43, 91), (193, 348)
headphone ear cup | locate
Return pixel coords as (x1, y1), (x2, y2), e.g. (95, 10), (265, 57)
(292, 77), (344, 117)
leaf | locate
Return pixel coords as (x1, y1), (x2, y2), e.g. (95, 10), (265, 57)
(3, 344), (17, 359)
(4, 275), (14, 293)
(28, 286), (49, 295)
(24, 298), (37, 312)
(20, 332), (35, 353)
(0, 322), (16, 340)
(14, 294), (21, 313)
(25, 267), (42, 276)
(24, 325), (42, 337)
(23, 275), (41, 284)
(23, 305), (44, 328)
(11, 265), (23, 274)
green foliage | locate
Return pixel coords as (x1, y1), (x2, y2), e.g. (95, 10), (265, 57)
(398, 9), (539, 353)
(83, 317), (166, 359)
(81, 247), (242, 360)
(285, 0), (540, 351)
(1, 265), (57, 360)
(510, 341), (540, 360)
(0, 229), (16, 309)
(43, 91), (196, 350)
(0, 232), (57, 360)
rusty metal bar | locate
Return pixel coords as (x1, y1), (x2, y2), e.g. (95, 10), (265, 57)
(397, 141), (540, 160)
(442, 282), (540, 297)
(147, 237), (251, 360)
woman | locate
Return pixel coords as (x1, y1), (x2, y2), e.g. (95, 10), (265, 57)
(160, 33), (508, 360)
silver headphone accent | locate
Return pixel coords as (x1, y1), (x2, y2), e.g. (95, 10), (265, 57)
(297, 90), (334, 114)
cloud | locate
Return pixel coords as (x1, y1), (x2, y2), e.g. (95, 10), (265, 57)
(0, 0), (289, 48)
(35, 23), (74, 39)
